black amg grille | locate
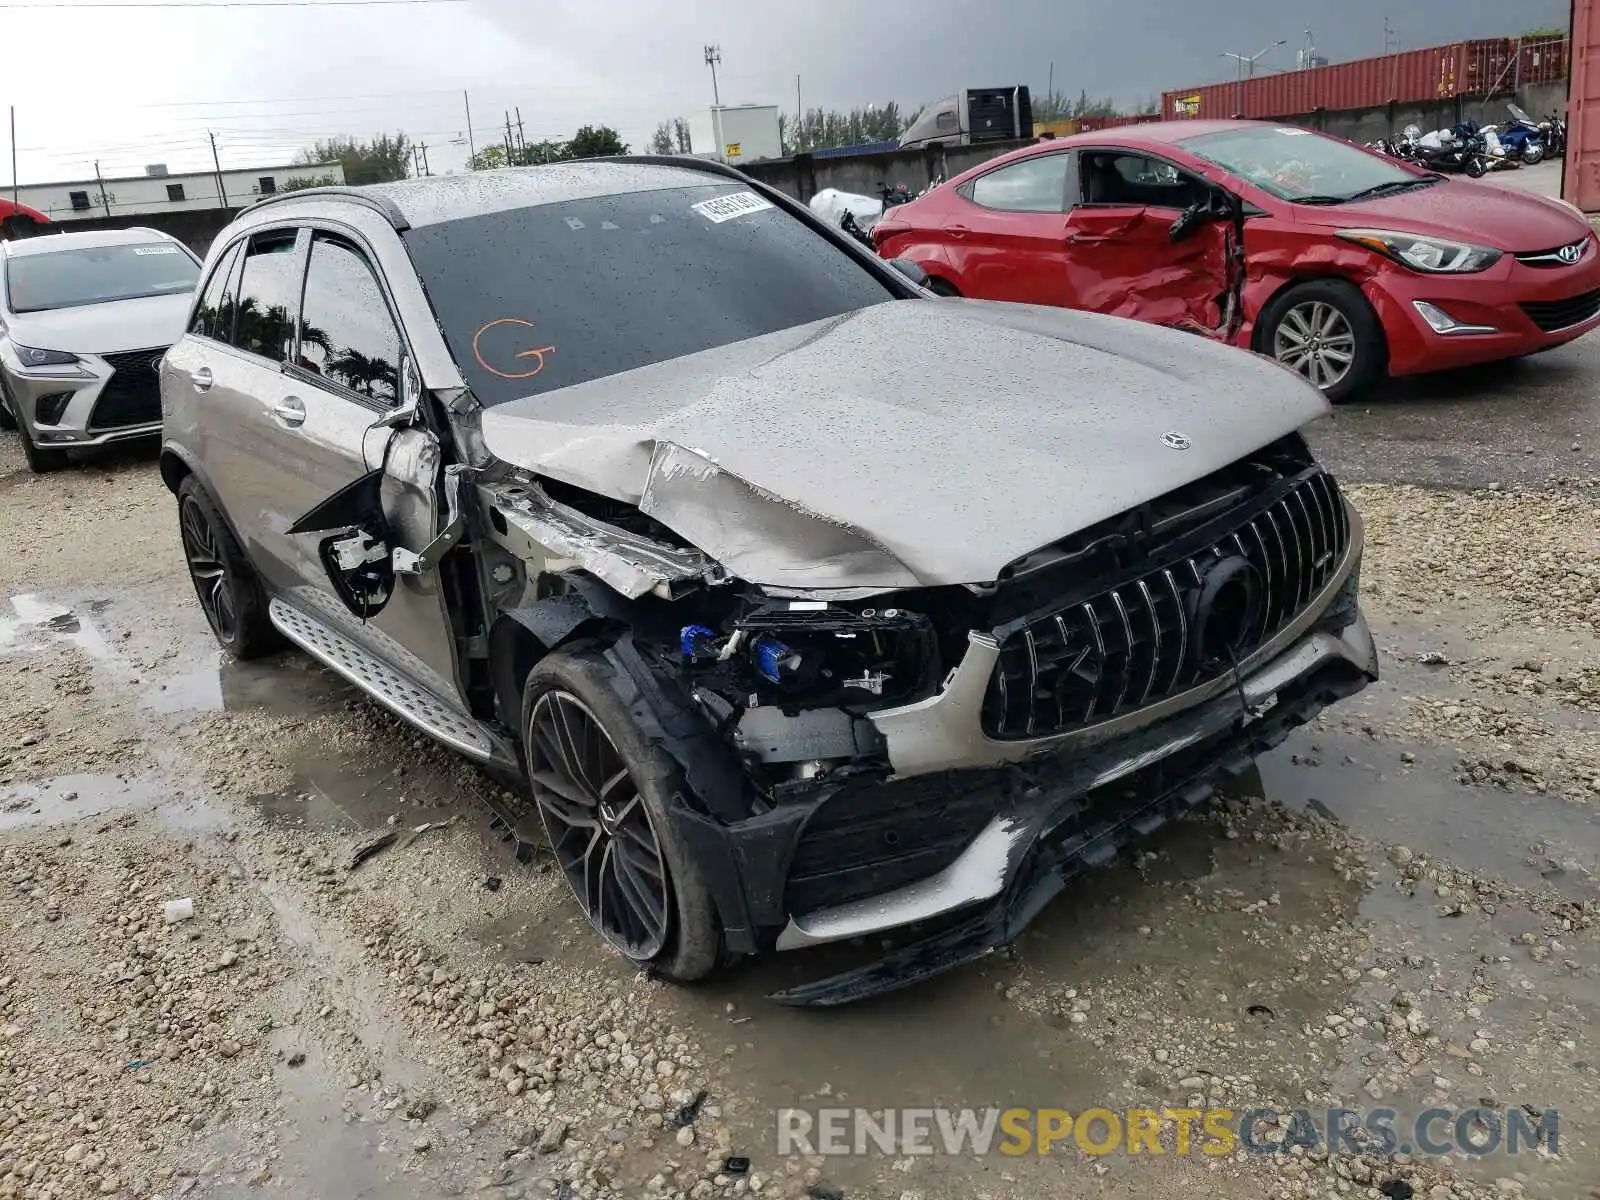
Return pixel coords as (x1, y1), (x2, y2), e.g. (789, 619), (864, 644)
(982, 468), (1350, 739)
(1520, 289), (1600, 333)
(88, 347), (166, 431)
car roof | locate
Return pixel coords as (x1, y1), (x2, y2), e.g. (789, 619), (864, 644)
(1, 226), (178, 258)
(972, 119), (1281, 174)
(245, 158), (749, 231)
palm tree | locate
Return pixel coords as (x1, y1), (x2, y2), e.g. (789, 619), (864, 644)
(329, 347), (396, 399)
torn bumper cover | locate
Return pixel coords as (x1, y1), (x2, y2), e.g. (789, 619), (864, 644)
(764, 604), (1378, 1006)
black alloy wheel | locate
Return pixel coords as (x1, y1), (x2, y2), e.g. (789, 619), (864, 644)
(175, 475), (282, 658)
(181, 491), (238, 643)
(527, 689), (672, 960)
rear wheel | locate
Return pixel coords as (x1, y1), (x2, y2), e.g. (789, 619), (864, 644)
(1465, 155), (1488, 178)
(521, 648), (722, 983)
(177, 475), (282, 659)
(1258, 279), (1385, 405)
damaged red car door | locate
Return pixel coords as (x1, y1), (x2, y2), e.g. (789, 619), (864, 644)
(1063, 150), (1233, 333)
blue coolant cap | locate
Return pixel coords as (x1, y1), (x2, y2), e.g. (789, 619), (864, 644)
(755, 636), (794, 683)
(680, 625), (716, 660)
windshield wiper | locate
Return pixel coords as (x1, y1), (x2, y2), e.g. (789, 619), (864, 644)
(1290, 195), (1349, 205)
(1343, 176), (1441, 202)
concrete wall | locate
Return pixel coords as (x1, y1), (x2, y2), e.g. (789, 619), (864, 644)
(742, 139), (1035, 203)
(1285, 82), (1567, 143)
(2, 206), (241, 258)
(16, 162), (344, 223)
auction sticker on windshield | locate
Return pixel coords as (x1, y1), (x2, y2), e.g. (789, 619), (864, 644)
(692, 191), (774, 223)
(134, 246), (183, 255)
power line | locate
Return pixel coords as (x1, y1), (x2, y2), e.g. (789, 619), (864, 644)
(0, 0), (467, 8)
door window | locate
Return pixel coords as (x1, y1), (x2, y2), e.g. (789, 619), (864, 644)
(296, 234), (403, 406)
(1079, 152), (1210, 209)
(969, 154), (1072, 212)
(230, 229), (303, 362)
(189, 240), (244, 341)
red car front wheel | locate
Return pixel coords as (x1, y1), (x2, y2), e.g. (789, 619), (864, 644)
(1258, 280), (1386, 404)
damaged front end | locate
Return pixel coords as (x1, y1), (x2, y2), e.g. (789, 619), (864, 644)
(475, 431), (1377, 1005)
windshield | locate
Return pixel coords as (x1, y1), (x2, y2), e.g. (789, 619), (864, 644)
(1180, 125), (1428, 202)
(5, 242), (200, 313)
(402, 184), (896, 406)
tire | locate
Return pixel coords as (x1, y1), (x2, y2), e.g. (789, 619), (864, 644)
(926, 277), (960, 298)
(0, 391), (15, 432)
(1524, 145), (1545, 166)
(521, 648), (722, 983)
(1465, 155), (1488, 178)
(17, 423), (69, 473)
(176, 475), (283, 659)
(1257, 279), (1386, 405)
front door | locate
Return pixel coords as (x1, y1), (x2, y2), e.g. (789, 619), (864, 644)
(1063, 149), (1233, 332)
(262, 228), (465, 705)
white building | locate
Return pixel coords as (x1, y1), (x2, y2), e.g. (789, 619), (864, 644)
(15, 161), (347, 221)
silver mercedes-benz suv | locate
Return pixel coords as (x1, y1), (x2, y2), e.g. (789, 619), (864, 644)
(0, 226), (201, 472)
(159, 160), (1378, 1004)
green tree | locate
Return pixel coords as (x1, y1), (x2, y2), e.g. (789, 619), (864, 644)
(295, 133), (411, 186)
(567, 125), (628, 158)
(281, 172), (339, 192)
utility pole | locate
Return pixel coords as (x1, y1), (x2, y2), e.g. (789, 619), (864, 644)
(463, 89), (475, 161)
(514, 106), (525, 153)
(1048, 61), (1054, 101)
(794, 75), (801, 152)
(1220, 39), (1286, 80)
(704, 44), (722, 107)
(504, 111), (514, 162)
(419, 142), (430, 176)
(9, 106), (17, 211)
(93, 160), (111, 216)
(208, 131), (228, 208)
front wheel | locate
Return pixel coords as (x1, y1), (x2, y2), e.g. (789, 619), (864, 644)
(1465, 155), (1488, 178)
(1523, 144), (1545, 165)
(521, 648), (723, 983)
(1258, 279), (1386, 405)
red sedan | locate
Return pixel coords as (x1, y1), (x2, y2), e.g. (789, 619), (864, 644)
(873, 120), (1600, 402)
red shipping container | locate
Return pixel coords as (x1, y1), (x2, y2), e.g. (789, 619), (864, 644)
(1163, 37), (1568, 121)
(1570, 0), (1599, 210)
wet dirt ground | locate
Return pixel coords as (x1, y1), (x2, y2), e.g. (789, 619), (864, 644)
(0, 416), (1597, 1200)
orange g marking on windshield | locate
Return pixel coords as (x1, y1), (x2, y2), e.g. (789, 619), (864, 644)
(472, 317), (556, 381)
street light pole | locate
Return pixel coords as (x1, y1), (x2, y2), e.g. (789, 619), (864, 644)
(704, 44), (722, 107)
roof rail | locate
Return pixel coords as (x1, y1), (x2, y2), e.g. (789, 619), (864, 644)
(590, 153), (753, 183)
(239, 186), (410, 231)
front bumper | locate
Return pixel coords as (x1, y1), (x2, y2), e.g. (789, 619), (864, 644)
(668, 500), (1377, 1004)
(0, 349), (165, 447)
(1365, 238), (1600, 376)
(766, 609), (1376, 1004)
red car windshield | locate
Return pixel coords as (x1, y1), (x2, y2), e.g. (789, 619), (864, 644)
(1180, 125), (1433, 204)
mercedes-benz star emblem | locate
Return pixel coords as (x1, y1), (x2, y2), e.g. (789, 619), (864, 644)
(1161, 431), (1192, 451)
(1558, 243), (1583, 264)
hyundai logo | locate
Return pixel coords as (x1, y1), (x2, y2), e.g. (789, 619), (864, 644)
(1558, 242), (1583, 264)
(1161, 431), (1192, 451)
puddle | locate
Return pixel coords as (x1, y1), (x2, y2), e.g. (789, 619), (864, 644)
(0, 594), (117, 662)
(142, 649), (354, 717)
(1251, 729), (1600, 896)
(0, 772), (223, 833)
(248, 748), (475, 834)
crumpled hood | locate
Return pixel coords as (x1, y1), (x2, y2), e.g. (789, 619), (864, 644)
(480, 299), (1327, 588)
(4, 292), (193, 356)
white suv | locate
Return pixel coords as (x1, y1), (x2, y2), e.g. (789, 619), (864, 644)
(0, 226), (200, 471)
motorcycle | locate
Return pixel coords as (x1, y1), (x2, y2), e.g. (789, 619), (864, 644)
(1542, 112), (1567, 159)
(1395, 123), (1489, 178)
(810, 182), (920, 250)
(1497, 103), (1548, 165)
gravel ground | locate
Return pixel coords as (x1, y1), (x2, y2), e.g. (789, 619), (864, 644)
(0, 428), (1597, 1199)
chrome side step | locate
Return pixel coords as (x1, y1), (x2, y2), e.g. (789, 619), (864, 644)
(268, 598), (494, 761)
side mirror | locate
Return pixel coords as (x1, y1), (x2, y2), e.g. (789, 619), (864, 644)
(1168, 189), (1234, 242)
(889, 257), (929, 288)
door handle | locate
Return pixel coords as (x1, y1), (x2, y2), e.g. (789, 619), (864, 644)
(190, 366), (213, 392)
(271, 396), (306, 427)
(947, 224), (969, 238)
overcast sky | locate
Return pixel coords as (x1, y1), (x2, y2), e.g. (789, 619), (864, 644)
(1, 0), (1570, 186)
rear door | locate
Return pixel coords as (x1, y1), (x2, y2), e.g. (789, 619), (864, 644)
(942, 151), (1075, 305)
(1063, 149), (1232, 330)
